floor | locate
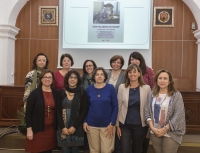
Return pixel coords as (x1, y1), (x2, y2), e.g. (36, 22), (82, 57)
(0, 127), (200, 153)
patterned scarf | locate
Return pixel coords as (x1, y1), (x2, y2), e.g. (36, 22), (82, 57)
(30, 67), (45, 92)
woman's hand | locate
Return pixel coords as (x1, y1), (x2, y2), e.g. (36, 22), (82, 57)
(68, 126), (76, 134)
(62, 127), (69, 135)
(151, 127), (161, 137)
(105, 124), (114, 139)
(156, 128), (167, 137)
(116, 126), (121, 139)
(83, 122), (89, 133)
(27, 127), (33, 140)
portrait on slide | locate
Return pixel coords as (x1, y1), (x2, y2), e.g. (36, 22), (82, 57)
(39, 6), (58, 26)
(153, 7), (174, 27)
(93, 2), (120, 24)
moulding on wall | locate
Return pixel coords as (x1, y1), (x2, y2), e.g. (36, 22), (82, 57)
(0, 24), (20, 40)
(183, 0), (200, 29)
(193, 29), (200, 44)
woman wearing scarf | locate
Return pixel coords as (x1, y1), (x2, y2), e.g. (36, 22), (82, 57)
(23, 53), (49, 109)
(81, 60), (97, 153)
(57, 70), (88, 153)
(82, 60), (97, 90)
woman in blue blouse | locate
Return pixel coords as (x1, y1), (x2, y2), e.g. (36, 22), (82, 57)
(83, 67), (118, 153)
(116, 64), (151, 153)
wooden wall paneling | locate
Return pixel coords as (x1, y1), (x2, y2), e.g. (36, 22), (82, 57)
(15, 1), (31, 38)
(14, 39), (30, 85)
(152, 0), (183, 40)
(30, 0), (59, 39)
(152, 41), (182, 77)
(181, 92), (200, 132)
(0, 86), (24, 126)
(13, 0), (198, 92)
(183, 4), (198, 40)
(182, 41), (197, 90)
(30, 40), (59, 71)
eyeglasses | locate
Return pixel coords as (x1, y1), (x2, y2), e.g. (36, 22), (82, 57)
(112, 61), (121, 65)
(69, 76), (78, 80)
(43, 76), (52, 80)
(85, 65), (93, 68)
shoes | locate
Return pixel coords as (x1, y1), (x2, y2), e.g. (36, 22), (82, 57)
(84, 150), (89, 153)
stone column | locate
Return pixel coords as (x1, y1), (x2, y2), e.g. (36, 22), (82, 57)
(0, 0), (29, 84)
(194, 30), (200, 91)
(0, 25), (19, 84)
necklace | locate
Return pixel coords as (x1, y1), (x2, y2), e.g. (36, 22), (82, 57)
(111, 70), (121, 81)
(155, 94), (167, 105)
(96, 88), (102, 98)
(94, 84), (105, 98)
(43, 92), (52, 117)
(130, 85), (139, 90)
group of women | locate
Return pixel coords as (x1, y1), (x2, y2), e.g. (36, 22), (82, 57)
(23, 52), (185, 153)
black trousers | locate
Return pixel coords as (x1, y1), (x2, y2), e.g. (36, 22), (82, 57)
(120, 124), (148, 153)
(142, 138), (150, 153)
(114, 133), (121, 153)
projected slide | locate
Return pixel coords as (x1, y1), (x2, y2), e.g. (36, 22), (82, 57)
(63, 0), (150, 49)
(88, 2), (123, 43)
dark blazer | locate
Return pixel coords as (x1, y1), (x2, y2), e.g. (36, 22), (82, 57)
(57, 89), (88, 130)
(25, 87), (57, 134)
(106, 70), (125, 93)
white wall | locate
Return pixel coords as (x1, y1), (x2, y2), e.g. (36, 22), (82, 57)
(183, 0), (200, 90)
(0, 0), (200, 88)
(0, 0), (29, 84)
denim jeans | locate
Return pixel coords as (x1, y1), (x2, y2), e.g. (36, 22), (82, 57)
(61, 146), (79, 153)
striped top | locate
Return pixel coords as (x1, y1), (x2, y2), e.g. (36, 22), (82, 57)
(145, 91), (185, 144)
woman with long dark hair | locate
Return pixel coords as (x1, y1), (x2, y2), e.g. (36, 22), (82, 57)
(57, 70), (88, 153)
(128, 52), (154, 89)
(81, 60), (97, 153)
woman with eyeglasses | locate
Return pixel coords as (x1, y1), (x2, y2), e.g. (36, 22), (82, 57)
(25, 69), (57, 153)
(54, 53), (74, 91)
(81, 60), (97, 153)
(82, 60), (97, 90)
(106, 55), (125, 153)
(23, 53), (49, 109)
(57, 70), (88, 153)
(83, 67), (118, 153)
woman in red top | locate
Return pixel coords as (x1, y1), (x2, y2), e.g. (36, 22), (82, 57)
(25, 69), (57, 153)
(128, 52), (154, 89)
(54, 53), (74, 91)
